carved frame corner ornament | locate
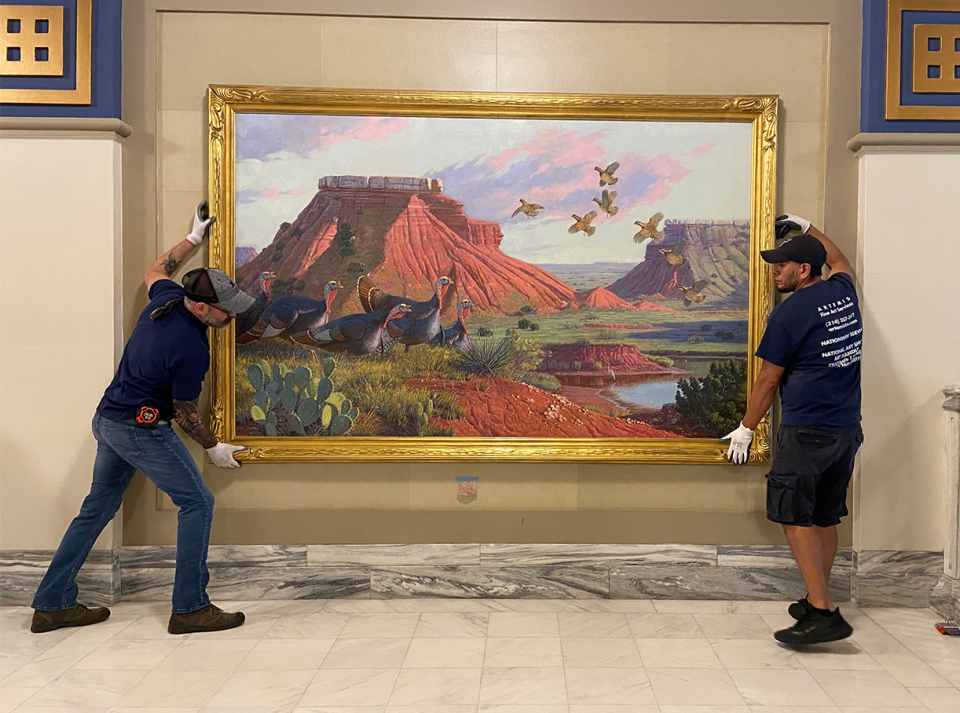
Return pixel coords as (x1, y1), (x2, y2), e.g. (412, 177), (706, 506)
(885, 0), (960, 121)
(0, 0), (92, 105)
(208, 86), (778, 464)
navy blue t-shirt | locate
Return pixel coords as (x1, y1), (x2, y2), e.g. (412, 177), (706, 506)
(756, 272), (862, 427)
(97, 280), (210, 421)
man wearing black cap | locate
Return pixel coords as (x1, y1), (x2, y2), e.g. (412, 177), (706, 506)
(721, 214), (862, 646)
(31, 206), (253, 635)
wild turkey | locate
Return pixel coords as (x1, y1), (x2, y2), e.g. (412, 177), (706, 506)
(634, 212), (665, 243)
(236, 280), (341, 346)
(511, 198), (544, 218)
(594, 161), (620, 186)
(592, 190), (619, 216)
(679, 279), (712, 306)
(440, 300), (473, 352)
(358, 275), (453, 348)
(291, 304), (413, 356)
(234, 271), (275, 342)
(568, 211), (598, 237)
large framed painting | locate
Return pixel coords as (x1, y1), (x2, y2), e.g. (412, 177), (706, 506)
(207, 86), (777, 463)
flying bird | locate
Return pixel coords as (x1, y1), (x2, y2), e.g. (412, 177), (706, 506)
(568, 211), (598, 237)
(679, 279), (712, 307)
(592, 190), (619, 217)
(594, 161), (620, 187)
(511, 198), (544, 219)
(659, 240), (687, 266)
(634, 212), (665, 243)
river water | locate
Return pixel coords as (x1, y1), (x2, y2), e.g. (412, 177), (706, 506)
(602, 358), (720, 411)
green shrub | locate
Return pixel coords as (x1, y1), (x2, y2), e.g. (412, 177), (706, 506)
(347, 261), (366, 274)
(455, 338), (517, 379)
(575, 338), (590, 345)
(649, 355), (675, 368)
(700, 323), (712, 331)
(597, 329), (618, 340)
(518, 372), (562, 393)
(528, 322), (540, 331)
(477, 327), (494, 337)
(519, 305), (535, 314)
(675, 359), (747, 437)
(688, 335), (704, 344)
(334, 222), (356, 257)
(517, 318), (532, 330)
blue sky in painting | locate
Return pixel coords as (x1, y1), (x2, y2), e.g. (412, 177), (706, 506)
(234, 114), (752, 264)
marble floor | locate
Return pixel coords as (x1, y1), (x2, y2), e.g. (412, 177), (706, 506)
(1, 600), (958, 712)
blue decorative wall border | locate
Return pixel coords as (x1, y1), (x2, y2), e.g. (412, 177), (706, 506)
(0, 0), (120, 118)
(862, 0), (960, 132)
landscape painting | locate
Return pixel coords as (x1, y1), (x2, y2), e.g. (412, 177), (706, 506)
(208, 87), (777, 462)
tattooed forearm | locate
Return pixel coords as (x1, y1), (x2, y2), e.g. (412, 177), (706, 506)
(173, 398), (217, 449)
(161, 255), (180, 276)
(145, 238), (201, 286)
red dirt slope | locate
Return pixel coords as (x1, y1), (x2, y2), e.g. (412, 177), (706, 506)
(633, 300), (674, 312)
(539, 344), (672, 374)
(406, 378), (679, 438)
(578, 287), (637, 310)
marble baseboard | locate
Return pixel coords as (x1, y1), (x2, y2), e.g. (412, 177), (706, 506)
(610, 564), (851, 601)
(852, 550), (943, 608)
(0, 549), (121, 607)
(0, 545), (942, 607)
(122, 566), (370, 601)
(930, 574), (960, 620)
(370, 566), (609, 599)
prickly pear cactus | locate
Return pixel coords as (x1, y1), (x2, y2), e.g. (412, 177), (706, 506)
(245, 357), (357, 437)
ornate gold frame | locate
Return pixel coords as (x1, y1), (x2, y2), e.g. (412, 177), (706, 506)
(885, 0), (960, 121)
(208, 85), (777, 464)
(0, 0), (91, 105)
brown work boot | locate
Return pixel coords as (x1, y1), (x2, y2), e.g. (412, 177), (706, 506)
(31, 604), (110, 633)
(168, 603), (245, 635)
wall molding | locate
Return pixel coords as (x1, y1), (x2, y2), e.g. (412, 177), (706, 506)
(0, 545), (942, 607)
(0, 117), (133, 141)
(847, 132), (960, 154)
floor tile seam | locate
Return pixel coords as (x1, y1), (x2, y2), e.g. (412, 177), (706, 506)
(192, 635), (261, 711)
(860, 607), (946, 666)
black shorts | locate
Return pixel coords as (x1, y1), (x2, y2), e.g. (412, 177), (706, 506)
(766, 424), (863, 527)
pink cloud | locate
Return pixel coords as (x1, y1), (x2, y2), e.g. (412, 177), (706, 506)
(310, 117), (409, 154)
(488, 147), (520, 172)
(260, 188), (279, 199)
(688, 143), (715, 156)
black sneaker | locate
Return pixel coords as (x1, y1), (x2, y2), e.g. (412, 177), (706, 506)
(775, 607), (853, 646)
(788, 595), (812, 620)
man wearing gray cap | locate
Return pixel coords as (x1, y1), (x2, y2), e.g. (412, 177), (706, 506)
(722, 214), (863, 646)
(31, 205), (253, 635)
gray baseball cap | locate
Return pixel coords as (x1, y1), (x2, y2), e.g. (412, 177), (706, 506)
(182, 268), (256, 314)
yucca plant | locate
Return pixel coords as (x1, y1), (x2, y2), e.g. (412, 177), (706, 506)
(455, 337), (518, 379)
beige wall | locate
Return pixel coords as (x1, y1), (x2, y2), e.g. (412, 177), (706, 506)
(855, 150), (960, 552)
(0, 134), (124, 551)
(121, 1), (862, 547)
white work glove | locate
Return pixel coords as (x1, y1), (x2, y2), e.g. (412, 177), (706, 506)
(720, 422), (755, 465)
(186, 202), (216, 246)
(775, 213), (811, 242)
(206, 442), (246, 468)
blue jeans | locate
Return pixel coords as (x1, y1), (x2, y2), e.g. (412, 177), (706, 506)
(32, 414), (215, 614)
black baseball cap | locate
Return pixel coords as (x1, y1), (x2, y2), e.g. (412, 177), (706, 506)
(760, 234), (827, 269)
(182, 268), (255, 314)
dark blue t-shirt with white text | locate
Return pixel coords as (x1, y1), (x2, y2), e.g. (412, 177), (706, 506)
(97, 280), (210, 421)
(756, 273), (862, 427)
